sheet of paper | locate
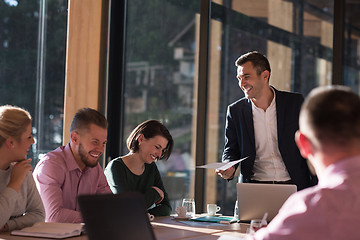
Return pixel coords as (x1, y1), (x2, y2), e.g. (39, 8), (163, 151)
(217, 232), (247, 240)
(196, 157), (247, 171)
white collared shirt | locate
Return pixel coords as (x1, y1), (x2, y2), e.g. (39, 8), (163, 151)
(251, 90), (291, 181)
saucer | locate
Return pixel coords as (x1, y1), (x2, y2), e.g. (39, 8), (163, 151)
(173, 216), (191, 220)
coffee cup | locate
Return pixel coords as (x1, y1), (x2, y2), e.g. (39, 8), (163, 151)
(207, 204), (221, 215)
(175, 206), (187, 218)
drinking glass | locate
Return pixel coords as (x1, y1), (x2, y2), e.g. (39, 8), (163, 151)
(182, 198), (195, 217)
(233, 200), (238, 220)
(249, 219), (267, 234)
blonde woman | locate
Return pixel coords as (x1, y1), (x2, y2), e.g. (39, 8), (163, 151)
(0, 105), (45, 232)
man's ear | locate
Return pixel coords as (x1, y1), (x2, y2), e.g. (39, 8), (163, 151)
(70, 131), (79, 144)
(262, 70), (270, 82)
(295, 130), (313, 159)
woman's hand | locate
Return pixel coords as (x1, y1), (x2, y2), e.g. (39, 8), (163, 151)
(152, 186), (164, 204)
(0, 223), (9, 232)
(7, 159), (32, 192)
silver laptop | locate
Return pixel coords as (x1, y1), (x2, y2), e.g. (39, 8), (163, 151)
(78, 192), (156, 240)
(236, 183), (297, 222)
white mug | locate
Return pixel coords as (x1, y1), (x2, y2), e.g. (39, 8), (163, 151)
(207, 204), (221, 215)
(175, 206), (187, 218)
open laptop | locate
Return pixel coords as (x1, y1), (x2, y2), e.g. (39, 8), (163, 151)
(78, 192), (156, 240)
(236, 183), (297, 222)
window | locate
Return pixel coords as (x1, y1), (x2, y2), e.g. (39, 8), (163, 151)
(344, 0), (360, 92)
(0, 0), (68, 166)
(120, 0), (200, 211)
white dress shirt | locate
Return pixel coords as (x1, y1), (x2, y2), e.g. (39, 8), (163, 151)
(251, 90), (291, 181)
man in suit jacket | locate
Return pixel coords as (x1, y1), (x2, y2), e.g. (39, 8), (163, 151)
(216, 51), (315, 190)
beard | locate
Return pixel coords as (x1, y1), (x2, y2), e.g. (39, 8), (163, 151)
(78, 142), (98, 168)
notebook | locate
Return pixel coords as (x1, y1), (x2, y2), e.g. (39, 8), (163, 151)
(236, 183), (297, 222)
(78, 192), (156, 240)
(11, 222), (84, 239)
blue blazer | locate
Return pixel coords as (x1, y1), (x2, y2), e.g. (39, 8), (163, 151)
(222, 87), (315, 190)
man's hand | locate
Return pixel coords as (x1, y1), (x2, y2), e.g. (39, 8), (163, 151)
(216, 166), (235, 179)
(7, 159), (32, 192)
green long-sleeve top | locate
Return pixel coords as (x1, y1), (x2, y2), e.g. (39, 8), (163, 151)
(104, 157), (171, 216)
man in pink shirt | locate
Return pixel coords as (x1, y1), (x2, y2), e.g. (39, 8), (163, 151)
(249, 85), (360, 240)
(33, 108), (111, 223)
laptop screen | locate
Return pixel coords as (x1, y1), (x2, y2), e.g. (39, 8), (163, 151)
(78, 192), (156, 240)
(236, 183), (297, 221)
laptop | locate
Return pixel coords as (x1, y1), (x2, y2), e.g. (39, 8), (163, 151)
(236, 183), (297, 222)
(78, 192), (156, 240)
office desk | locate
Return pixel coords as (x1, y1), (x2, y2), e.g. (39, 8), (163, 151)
(153, 216), (248, 239)
(0, 216), (248, 240)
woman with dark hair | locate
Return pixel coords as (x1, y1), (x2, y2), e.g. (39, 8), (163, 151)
(105, 120), (173, 216)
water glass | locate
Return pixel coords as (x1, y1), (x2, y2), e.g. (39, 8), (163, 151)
(249, 219), (267, 235)
(182, 198), (196, 217)
(233, 200), (239, 220)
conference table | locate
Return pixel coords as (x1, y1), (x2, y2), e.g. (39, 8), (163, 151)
(0, 215), (249, 240)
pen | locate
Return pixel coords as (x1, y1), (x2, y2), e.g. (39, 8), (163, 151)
(219, 219), (239, 224)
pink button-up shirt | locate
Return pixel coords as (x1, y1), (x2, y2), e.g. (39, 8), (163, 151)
(33, 143), (111, 223)
(249, 155), (360, 240)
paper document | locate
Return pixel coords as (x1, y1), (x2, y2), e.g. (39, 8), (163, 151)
(196, 157), (247, 171)
(217, 232), (248, 240)
(11, 222), (84, 239)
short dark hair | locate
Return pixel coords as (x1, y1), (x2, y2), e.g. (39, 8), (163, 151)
(70, 108), (108, 133)
(301, 85), (360, 146)
(126, 120), (173, 160)
(235, 51), (271, 80)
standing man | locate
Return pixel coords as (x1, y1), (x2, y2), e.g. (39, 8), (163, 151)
(33, 108), (112, 223)
(217, 51), (315, 190)
(250, 85), (360, 239)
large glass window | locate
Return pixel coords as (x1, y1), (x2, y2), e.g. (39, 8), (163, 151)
(122, 0), (200, 211)
(0, 0), (68, 166)
(344, 0), (360, 93)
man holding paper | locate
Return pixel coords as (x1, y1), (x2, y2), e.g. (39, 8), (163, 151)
(217, 51), (316, 190)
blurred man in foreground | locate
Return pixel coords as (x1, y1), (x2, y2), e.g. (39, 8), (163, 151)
(250, 85), (360, 240)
